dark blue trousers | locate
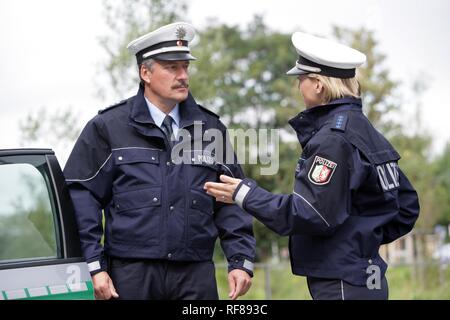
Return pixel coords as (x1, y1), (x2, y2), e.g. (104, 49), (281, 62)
(307, 276), (389, 300)
(109, 257), (219, 300)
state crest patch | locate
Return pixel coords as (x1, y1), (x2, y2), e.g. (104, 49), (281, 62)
(308, 155), (337, 185)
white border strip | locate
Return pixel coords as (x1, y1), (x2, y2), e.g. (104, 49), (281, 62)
(66, 154), (112, 182)
(66, 147), (162, 182)
(111, 147), (162, 151)
(5, 289), (27, 300)
(49, 285), (68, 295)
(293, 191), (330, 227)
(235, 184), (251, 208)
(87, 261), (101, 272)
(296, 62), (321, 73)
(243, 260), (254, 272)
(28, 287), (49, 298)
(143, 46), (189, 59)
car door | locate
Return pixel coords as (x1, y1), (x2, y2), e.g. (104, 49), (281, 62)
(0, 149), (94, 300)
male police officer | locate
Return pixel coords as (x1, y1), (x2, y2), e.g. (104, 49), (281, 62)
(64, 22), (255, 300)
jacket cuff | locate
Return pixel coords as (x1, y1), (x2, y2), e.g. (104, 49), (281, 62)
(87, 257), (107, 276)
(228, 256), (255, 278)
(232, 178), (257, 209)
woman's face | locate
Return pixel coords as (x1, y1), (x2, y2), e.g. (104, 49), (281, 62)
(298, 74), (322, 108)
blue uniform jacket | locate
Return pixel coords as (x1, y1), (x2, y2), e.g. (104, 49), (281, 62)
(232, 97), (419, 285)
(63, 85), (256, 276)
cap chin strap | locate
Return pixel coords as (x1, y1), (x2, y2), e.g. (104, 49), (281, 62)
(296, 56), (356, 79)
(143, 46), (189, 59)
(295, 61), (321, 73)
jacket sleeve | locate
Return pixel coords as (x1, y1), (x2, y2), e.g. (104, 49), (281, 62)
(233, 133), (353, 237)
(381, 168), (420, 244)
(213, 123), (256, 276)
(63, 116), (114, 275)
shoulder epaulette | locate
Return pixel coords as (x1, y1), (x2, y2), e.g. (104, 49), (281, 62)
(98, 99), (127, 114)
(197, 104), (220, 118)
(330, 114), (348, 132)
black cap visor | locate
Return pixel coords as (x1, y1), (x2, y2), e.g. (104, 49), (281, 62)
(153, 52), (197, 61)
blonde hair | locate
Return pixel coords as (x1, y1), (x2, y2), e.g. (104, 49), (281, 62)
(307, 73), (361, 104)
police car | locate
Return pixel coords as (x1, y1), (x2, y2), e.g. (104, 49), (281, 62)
(0, 149), (94, 300)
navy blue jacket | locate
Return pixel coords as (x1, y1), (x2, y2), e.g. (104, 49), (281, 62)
(63, 85), (256, 276)
(232, 97), (419, 285)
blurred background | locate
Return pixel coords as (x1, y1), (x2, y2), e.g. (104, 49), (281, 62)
(0, 0), (449, 299)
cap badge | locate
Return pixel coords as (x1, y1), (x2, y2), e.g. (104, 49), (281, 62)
(175, 26), (187, 40)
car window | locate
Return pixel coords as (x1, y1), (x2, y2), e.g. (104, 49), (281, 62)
(0, 155), (60, 263)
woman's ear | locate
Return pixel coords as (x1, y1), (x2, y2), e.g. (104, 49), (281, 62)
(315, 78), (323, 94)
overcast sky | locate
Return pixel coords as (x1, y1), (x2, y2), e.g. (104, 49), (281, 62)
(1, 0), (449, 164)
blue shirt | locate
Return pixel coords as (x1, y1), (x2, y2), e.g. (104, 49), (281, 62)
(144, 97), (180, 138)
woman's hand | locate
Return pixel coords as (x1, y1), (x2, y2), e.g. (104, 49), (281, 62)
(204, 175), (242, 204)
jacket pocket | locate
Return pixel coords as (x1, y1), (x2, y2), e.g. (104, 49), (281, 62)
(187, 161), (221, 190)
(187, 189), (217, 248)
(112, 148), (161, 189)
(111, 187), (161, 245)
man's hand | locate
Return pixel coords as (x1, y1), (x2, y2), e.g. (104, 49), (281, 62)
(228, 269), (252, 300)
(92, 271), (119, 300)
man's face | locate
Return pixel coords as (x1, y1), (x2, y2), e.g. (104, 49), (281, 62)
(143, 60), (190, 106)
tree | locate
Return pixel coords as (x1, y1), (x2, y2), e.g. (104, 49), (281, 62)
(18, 106), (81, 165)
(18, 0), (187, 163)
(191, 21), (423, 260)
(97, 0), (187, 101)
(18, 3), (447, 260)
(388, 79), (449, 229)
(431, 143), (450, 226)
(332, 26), (399, 134)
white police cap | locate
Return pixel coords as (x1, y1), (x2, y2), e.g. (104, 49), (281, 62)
(127, 22), (196, 64)
(286, 32), (366, 78)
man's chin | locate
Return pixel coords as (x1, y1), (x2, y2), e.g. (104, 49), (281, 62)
(173, 90), (189, 101)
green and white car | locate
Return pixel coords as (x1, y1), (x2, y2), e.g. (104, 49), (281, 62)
(0, 149), (94, 300)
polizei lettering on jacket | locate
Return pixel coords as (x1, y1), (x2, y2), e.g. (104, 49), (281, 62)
(376, 161), (400, 191)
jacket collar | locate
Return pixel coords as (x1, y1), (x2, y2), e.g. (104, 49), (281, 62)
(288, 97), (362, 147)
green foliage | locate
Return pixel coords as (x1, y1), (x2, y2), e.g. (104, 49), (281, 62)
(432, 143), (450, 225)
(214, 263), (450, 300)
(333, 26), (399, 132)
(97, 0), (188, 100)
(390, 131), (443, 228)
(0, 171), (57, 261)
(18, 106), (81, 149)
(215, 262), (310, 300)
(190, 16), (301, 129)
(16, 1), (449, 265)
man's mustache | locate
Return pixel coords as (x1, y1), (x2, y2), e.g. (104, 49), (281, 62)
(172, 82), (189, 89)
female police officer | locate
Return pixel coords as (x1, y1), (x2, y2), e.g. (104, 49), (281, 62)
(204, 31), (420, 300)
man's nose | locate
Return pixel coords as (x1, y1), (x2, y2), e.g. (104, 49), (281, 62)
(176, 67), (189, 80)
